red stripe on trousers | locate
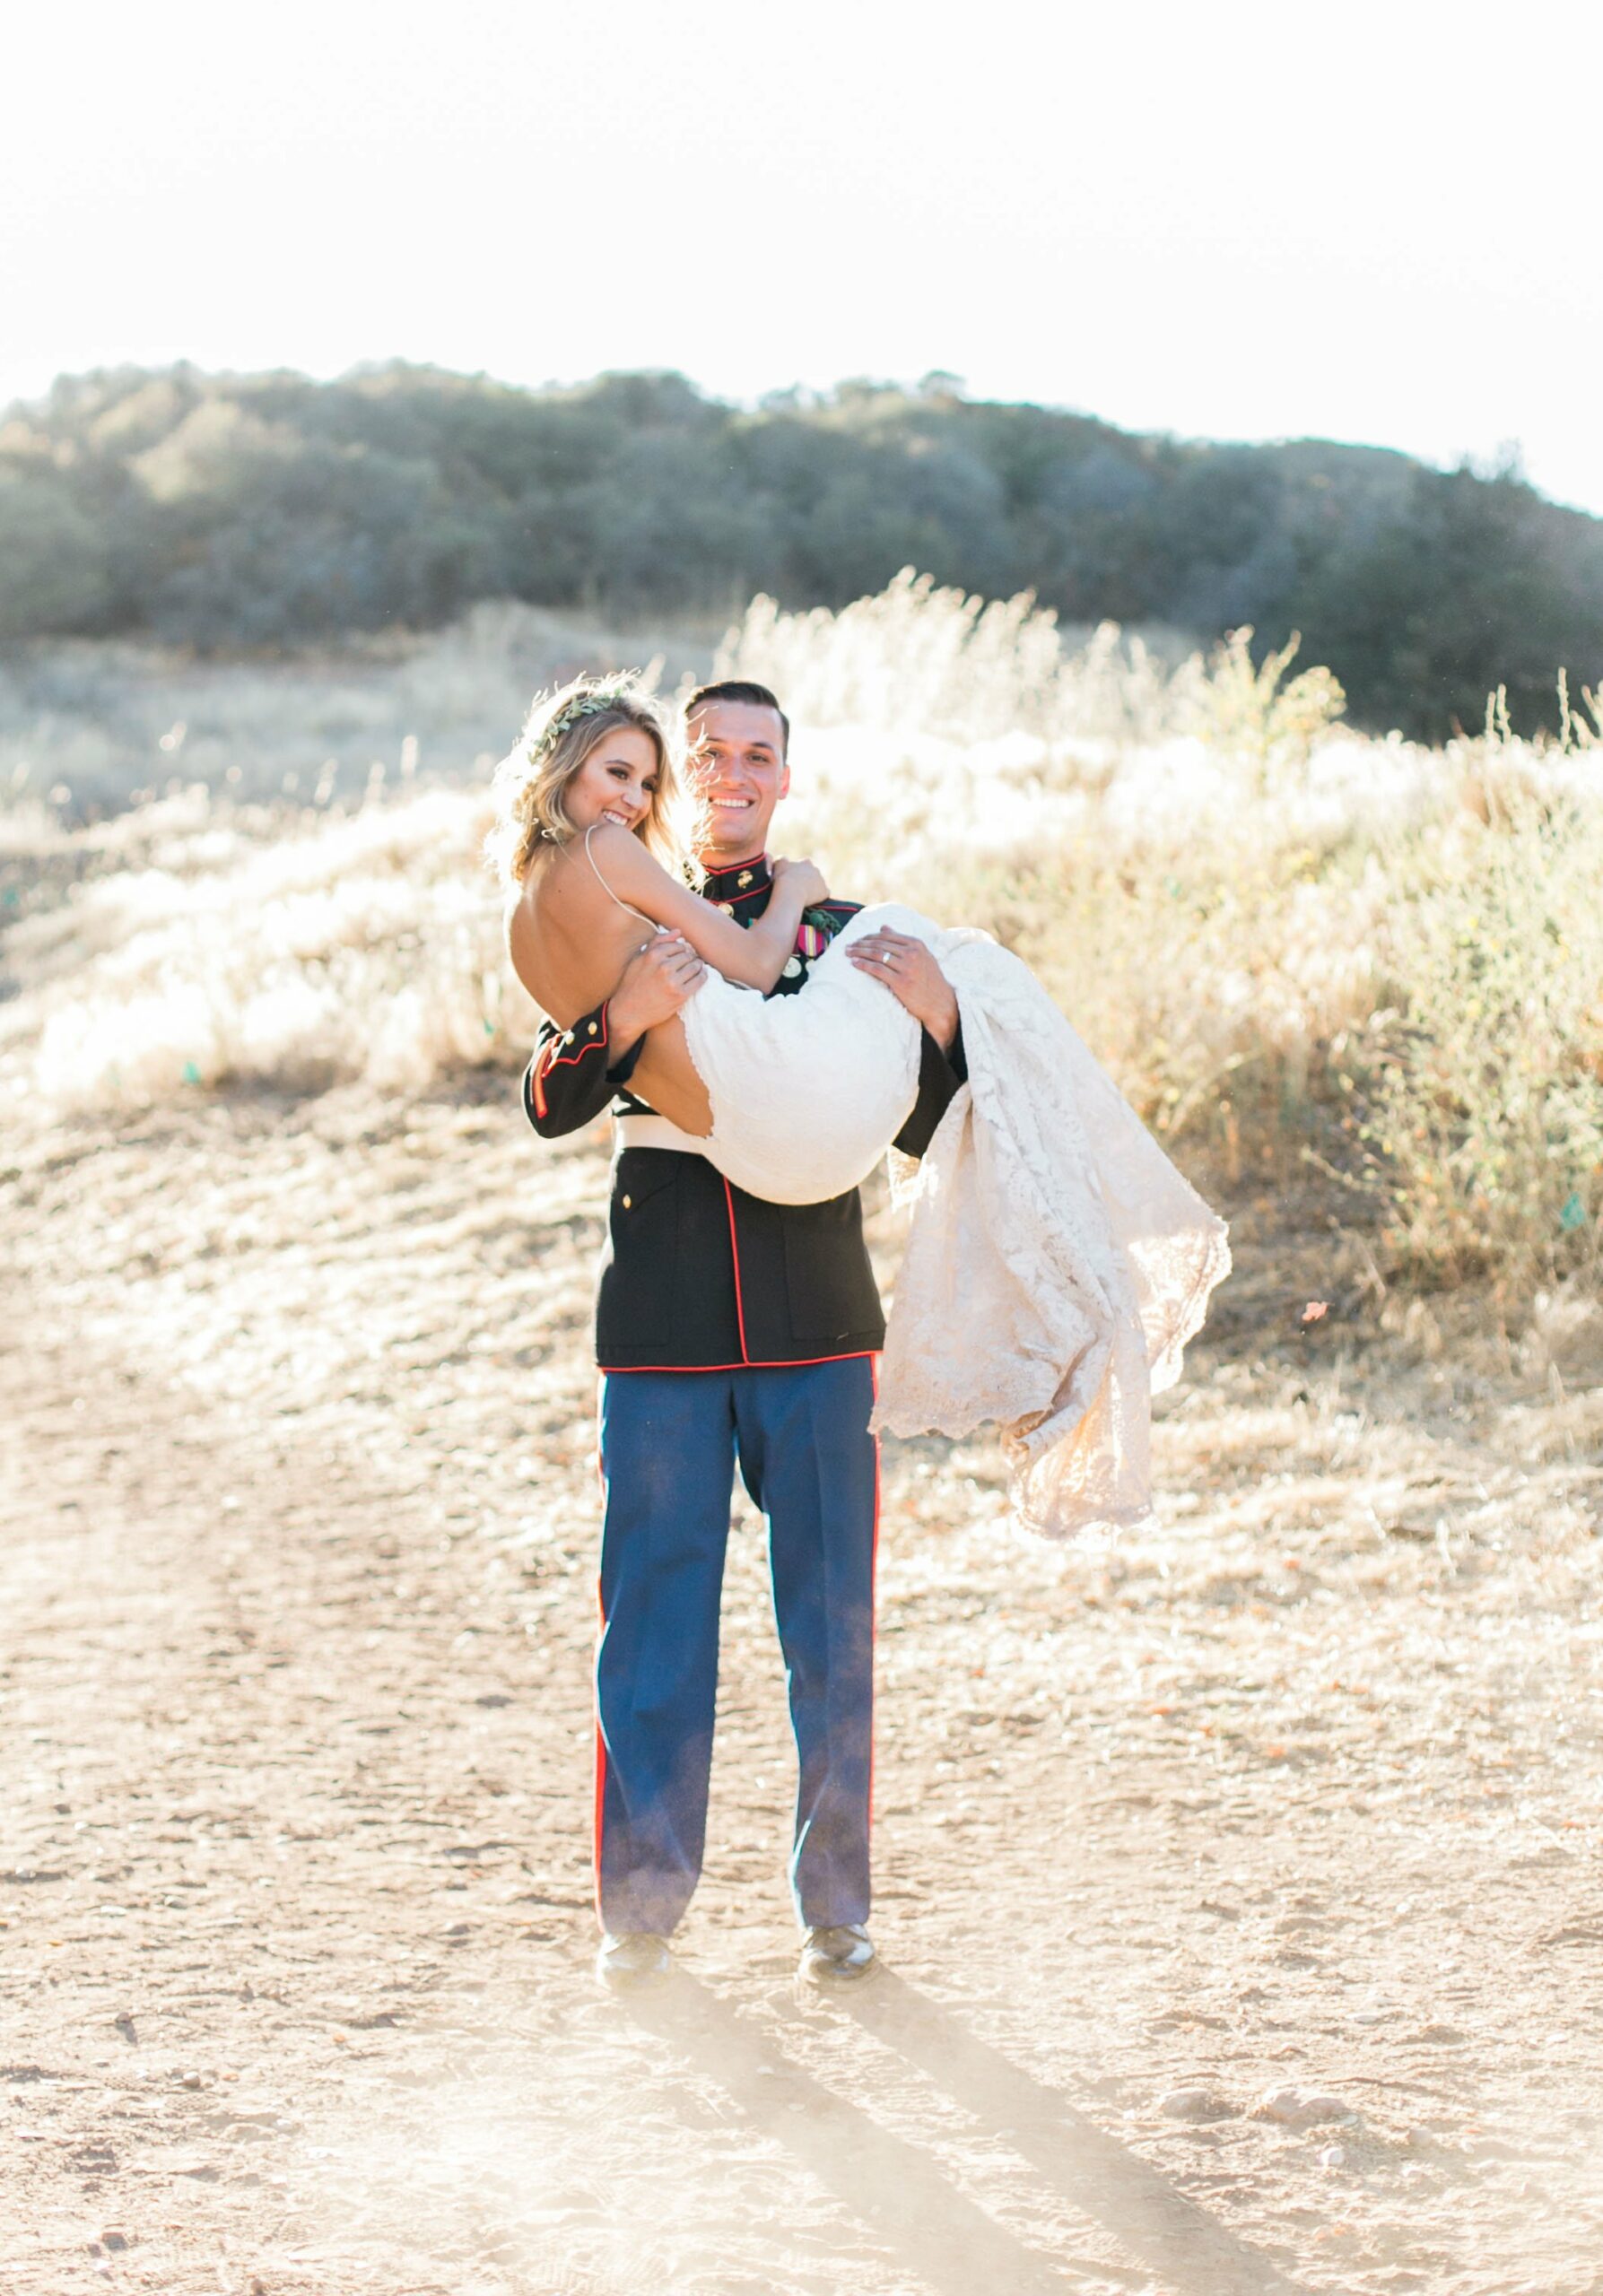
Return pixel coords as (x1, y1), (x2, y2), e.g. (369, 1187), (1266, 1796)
(592, 1394), (608, 1927)
(869, 1353), (881, 1835)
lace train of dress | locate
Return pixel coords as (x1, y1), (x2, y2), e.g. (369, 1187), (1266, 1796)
(678, 902), (1230, 1538)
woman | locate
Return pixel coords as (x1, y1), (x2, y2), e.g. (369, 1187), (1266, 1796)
(492, 674), (1230, 1536)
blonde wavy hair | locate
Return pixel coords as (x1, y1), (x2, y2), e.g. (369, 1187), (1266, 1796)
(485, 674), (684, 890)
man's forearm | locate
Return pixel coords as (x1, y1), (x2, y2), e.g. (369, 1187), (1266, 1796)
(892, 1021), (967, 1159)
(526, 1004), (631, 1136)
(929, 987), (961, 1056)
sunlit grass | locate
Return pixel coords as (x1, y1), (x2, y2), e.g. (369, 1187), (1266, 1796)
(6, 574), (1601, 1303)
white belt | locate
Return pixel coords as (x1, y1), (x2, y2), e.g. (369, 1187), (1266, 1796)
(614, 1112), (710, 1156)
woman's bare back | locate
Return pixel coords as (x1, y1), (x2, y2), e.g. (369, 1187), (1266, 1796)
(508, 840), (713, 1134)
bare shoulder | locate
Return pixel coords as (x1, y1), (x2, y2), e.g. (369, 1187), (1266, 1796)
(526, 833), (613, 918)
(585, 819), (661, 888)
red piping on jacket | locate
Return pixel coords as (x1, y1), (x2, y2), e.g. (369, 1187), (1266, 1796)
(598, 1351), (876, 1375)
(722, 1178), (750, 1364)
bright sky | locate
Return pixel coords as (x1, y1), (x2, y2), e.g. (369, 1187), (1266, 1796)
(7, 0), (1599, 511)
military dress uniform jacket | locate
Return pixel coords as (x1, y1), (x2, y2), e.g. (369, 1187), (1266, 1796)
(522, 853), (967, 1370)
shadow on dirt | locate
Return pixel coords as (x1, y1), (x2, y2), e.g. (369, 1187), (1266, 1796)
(627, 1967), (1306, 2294)
(844, 1969), (1306, 2293)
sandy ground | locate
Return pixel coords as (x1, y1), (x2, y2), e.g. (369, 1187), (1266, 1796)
(4, 1087), (1603, 2296)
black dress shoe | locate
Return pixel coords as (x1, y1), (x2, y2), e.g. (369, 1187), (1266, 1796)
(798, 1922), (876, 1985)
(596, 1931), (675, 1992)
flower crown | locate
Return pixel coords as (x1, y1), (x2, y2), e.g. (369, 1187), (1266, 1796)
(529, 676), (641, 764)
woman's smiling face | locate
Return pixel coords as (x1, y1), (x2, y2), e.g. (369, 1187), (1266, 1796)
(565, 726), (662, 835)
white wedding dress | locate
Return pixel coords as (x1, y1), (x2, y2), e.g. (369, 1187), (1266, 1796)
(590, 837), (1230, 1538)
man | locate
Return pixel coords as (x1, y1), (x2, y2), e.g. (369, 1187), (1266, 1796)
(524, 680), (965, 1990)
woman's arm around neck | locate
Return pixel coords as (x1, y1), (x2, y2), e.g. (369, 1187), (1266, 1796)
(587, 823), (813, 993)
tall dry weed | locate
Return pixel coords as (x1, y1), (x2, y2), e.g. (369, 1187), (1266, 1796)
(1354, 786), (1603, 1292)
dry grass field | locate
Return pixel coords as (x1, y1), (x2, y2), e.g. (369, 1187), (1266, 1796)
(4, 583), (1602, 2294)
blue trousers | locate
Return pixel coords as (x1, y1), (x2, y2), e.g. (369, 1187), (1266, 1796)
(595, 1359), (879, 1938)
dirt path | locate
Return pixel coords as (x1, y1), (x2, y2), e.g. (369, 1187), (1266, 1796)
(4, 1091), (1603, 2294)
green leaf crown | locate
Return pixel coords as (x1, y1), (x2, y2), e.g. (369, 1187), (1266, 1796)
(528, 676), (640, 765)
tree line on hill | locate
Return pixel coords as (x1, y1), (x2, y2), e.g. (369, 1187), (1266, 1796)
(2, 361), (1599, 740)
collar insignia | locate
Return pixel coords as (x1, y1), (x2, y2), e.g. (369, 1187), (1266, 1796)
(702, 853), (772, 903)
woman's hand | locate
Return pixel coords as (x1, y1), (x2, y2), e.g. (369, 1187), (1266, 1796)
(771, 857), (830, 908)
(849, 927), (960, 1050)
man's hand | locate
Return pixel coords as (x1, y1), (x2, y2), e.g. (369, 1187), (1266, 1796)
(605, 933), (707, 1061)
(848, 928), (960, 1050)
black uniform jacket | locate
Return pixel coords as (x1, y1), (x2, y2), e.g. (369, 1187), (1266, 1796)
(522, 854), (967, 1370)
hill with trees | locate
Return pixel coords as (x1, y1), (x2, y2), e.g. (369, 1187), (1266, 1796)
(3, 361), (1599, 738)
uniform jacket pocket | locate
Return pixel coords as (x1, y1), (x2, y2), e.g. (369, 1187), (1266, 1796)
(597, 1152), (682, 1352)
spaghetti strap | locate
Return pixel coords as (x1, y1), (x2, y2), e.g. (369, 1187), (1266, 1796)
(584, 823), (659, 932)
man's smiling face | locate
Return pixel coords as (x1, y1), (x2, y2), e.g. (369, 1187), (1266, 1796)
(684, 700), (790, 863)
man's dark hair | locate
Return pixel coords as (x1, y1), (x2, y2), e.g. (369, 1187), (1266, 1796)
(683, 680), (789, 757)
